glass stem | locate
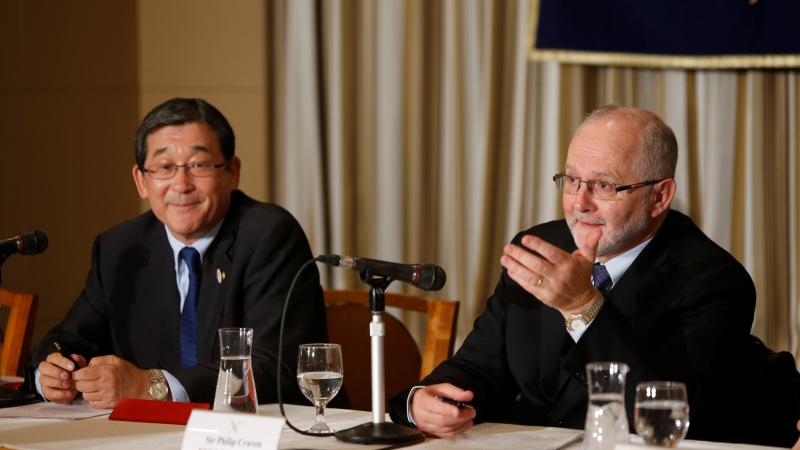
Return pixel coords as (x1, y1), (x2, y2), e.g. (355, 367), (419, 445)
(315, 403), (326, 423)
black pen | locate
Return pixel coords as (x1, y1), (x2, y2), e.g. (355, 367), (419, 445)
(53, 341), (79, 368)
(434, 395), (474, 409)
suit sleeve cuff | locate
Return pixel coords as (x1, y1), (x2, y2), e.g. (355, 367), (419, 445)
(406, 385), (425, 425)
(33, 368), (48, 401)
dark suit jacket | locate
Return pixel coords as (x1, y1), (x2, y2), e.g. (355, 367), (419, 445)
(31, 190), (327, 405)
(390, 210), (788, 444)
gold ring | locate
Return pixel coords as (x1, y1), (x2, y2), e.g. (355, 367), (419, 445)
(535, 275), (544, 287)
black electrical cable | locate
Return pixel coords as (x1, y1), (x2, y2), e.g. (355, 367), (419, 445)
(276, 256), (337, 436)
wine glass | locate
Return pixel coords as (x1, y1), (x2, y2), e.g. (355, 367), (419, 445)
(635, 381), (690, 447)
(297, 343), (343, 433)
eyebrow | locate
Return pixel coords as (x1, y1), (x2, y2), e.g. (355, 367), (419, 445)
(563, 164), (615, 179)
(150, 145), (212, 159)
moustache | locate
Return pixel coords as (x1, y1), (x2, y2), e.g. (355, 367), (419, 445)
(572, 212), (606, 226)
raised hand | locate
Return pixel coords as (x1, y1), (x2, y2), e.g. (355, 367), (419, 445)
(501, 227), (602, 316)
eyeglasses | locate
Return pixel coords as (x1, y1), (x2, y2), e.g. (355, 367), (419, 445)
(552, 172), (663, 200)
(141, 161), (229, 180)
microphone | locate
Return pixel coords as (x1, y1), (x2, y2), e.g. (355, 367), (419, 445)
(318, 254), (446, 291)
(0, 230), (48, 257)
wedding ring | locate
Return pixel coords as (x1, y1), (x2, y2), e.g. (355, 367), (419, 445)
(535, 275), (544, 287)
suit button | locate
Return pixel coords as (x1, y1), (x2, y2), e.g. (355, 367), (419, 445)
(556, 419), (565, 426)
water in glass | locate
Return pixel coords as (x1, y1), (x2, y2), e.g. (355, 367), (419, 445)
(214, 355), (258, 413)
(635, 382), (689, 447)
(213, 328), (258, 414)
(297, 370), (343, 405)
(586, 393), (629, 448)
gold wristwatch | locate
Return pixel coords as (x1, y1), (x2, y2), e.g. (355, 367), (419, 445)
(148, 369), (169, 401)
(565, 295), (606, 332)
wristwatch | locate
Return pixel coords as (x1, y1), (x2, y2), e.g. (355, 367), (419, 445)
(148, 369), (169, 401)
(565, 295), (606, 332)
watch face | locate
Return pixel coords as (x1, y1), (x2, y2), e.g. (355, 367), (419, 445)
(568, 318), (587, 332)
(149, 382), (168, 400)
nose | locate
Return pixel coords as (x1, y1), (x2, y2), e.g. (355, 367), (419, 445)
(572, 181), (596, 212)
(169, 166), (195, 192)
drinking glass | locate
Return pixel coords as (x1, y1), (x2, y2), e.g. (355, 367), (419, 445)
(297, 343), (343, 433)
(213, 327), (258, 413)
(635, 381), (690, 447)
(585, 362), (630, 449)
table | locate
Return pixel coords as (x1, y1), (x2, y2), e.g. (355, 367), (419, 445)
(0, 404), (787, 450)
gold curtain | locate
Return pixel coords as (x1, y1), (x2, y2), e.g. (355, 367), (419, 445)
(265, 0), (800, 356)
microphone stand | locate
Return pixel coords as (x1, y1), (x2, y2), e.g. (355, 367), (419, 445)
(334, 272), (425, 445)
(0, 253), (9, 284)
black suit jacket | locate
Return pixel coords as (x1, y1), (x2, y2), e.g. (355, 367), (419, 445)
(31, 190), (326, 405)
(390, 210), (785, 444)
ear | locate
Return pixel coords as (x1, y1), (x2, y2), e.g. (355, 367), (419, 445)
(650, 178), (676, 218)
(228, 156), (242, 189)
(132, 165), (149, 199)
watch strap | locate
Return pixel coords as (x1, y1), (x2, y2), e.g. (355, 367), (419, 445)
(565, 294), (606, 331)
(149, 368), (165, 383)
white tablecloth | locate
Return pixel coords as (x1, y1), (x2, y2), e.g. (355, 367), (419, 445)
(0, 403), (787, 450)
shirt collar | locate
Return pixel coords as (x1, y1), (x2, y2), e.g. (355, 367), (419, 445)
(165, 220), (224, 269)
(601, 236), (654, 287)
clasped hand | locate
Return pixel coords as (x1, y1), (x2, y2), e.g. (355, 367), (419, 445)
(38, 353), (151, 409)
(500, 227), (602, 316)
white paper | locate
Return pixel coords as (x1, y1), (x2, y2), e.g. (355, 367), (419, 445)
(0, 399), (110, 420)
(182, 409), (284, 450)
(450, 427), (583, 449)
(0, 375), (24, 385)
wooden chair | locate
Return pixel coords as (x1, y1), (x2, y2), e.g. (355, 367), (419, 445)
(324, 289), (459, 411)
(0, 288), (38, 377)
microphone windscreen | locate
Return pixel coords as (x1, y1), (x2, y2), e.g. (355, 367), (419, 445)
(19, 230), (48, 255)
(419, 265), (446, 291)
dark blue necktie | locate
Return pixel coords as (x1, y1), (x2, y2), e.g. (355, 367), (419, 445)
(179, 247), (201, 368)
(592, 263), (612, 296)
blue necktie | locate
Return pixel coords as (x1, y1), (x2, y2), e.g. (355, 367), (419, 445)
(179, 247), (201, 368)
(592, 263), (612, 296)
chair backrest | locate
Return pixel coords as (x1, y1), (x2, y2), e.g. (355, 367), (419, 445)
(0, 287), (38, 377)
(323, 289), (459, 411)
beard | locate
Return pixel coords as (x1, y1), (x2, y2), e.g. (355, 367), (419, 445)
(567, 199), (652, 258)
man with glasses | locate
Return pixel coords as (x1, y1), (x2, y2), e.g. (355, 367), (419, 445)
(30, 98), (327, 408)
(390, 105), (768, 443)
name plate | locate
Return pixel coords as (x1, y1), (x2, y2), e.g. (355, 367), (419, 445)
(181, 410), (285, 450)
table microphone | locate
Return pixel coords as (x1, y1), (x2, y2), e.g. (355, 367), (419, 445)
(317, 254), (446, 291)
(0, 230), (48, 258)
(0, 229), (48, 284)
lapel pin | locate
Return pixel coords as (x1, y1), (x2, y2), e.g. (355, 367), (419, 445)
(216, 268), (226, 284)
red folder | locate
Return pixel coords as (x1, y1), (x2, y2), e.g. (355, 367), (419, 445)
(109, 398), (210, 425)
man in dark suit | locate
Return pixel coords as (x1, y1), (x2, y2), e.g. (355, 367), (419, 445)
(389, 105), (775, 443)
(32, 98), (326, 408)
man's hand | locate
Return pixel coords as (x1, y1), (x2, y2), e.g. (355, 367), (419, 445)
(72, 355), (151, 409)
(500, 227), (602, 316)
(410, 383), (476, 438)
(38, 351), (87, 403)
